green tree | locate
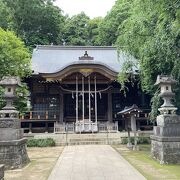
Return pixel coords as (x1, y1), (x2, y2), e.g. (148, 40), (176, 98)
(63, 12), (90, 45)
(0, 0), (13, 30)
(98, 0), (133, 46)
(0, 28), (31, 78)
(4, 0), (65, 48)
(0, 28), (31, 111)
(87, 17), (102, 46)
(116, 0), (180, 117)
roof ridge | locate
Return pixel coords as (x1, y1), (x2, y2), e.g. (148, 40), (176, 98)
(35, 45), (117, 50)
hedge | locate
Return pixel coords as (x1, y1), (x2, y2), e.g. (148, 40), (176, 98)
(121, 136), (150, 145)
(27, 138), (55, 147)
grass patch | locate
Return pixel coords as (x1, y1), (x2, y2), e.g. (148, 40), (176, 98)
(5, 147), (64, 180)
(113, 144), (180, 180)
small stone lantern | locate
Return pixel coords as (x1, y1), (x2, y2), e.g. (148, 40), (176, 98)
(0, 76), (21, 118)
(155, 75), (177, 114)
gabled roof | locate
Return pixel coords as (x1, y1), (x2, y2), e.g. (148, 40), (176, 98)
(118, 104), (142, 115)
(32, 45), (130, 74)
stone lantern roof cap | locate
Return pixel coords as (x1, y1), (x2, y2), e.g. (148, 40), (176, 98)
(0, 76), (21, 86)
(155, 75), (177, 85)
(117, 104), (142, 115)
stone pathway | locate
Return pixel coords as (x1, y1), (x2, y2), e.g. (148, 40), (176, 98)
(48, 145), (146, 180)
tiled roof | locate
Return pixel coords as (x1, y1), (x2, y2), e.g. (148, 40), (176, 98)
(32, 45), (133, 74)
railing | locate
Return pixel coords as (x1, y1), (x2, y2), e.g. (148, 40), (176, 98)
(98, 123), (107, 132)
(54, 122), (75, 133)
(66, 123), (75, 133)
(107, 121), (118, 132)
(98, 122), (118, 133)
(54, 122), (66, 133)
(20, 110), (59, 120)
(75, 122), (98, 133)
(54, 122), (118, 133)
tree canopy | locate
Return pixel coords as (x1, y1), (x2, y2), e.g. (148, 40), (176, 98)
(115, 0), (180, 117)
(0, 0), (13, 30)
(63, 12), (90, 45)
(0, 28), (31, 79)
(87, 17), (102, 46)
(3, 0), (65, 48)
(98, 0), (133, 46)
(0, 0), (104, 47)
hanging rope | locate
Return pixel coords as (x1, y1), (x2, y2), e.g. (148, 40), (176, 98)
(59, 85), (112, 93)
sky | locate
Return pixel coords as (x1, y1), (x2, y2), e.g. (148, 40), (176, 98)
(54, 0), (116, 18)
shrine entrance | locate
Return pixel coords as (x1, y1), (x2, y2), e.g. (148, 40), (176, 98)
(61, 72), (110, 133)
(74, 74), (104, 133)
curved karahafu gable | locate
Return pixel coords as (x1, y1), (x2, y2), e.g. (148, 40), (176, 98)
(40, 63), (118, 81)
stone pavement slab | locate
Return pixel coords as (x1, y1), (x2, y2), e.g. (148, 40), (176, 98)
(48, 145), (146, 180)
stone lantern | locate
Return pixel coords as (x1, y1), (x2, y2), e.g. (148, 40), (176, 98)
(151, 75), (180, 164)
(118, 104), (142, 150)
(0, 76), (29, 169)
(0, 76), (21, 118)
(155, 75), (177, 114)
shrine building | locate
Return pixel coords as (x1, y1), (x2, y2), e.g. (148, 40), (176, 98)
(21, 46), (152, 133)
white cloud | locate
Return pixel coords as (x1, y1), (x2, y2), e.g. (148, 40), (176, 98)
(54, 0), (116, 18)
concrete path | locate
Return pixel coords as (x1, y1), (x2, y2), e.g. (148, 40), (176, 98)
(48, 145), (146, 180)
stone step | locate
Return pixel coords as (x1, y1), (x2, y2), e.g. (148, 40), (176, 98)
(30, 132), (125, 146)
(33, 133), (123, 140)
(56, 139), (122, 146)
(55, 137), (122, 146)
(29, 132), (151, 146)
(68, 138), (120, 142)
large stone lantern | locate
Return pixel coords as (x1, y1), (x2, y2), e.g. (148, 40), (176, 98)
(0, 76), (29, 169)
(151, 75), (180, 164)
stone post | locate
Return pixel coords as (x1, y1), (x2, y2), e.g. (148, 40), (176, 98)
(0, 164), (4, 180)
(131, 115), (138, 150)
(0, 76), (29, 169)
(151, 75), (180, 164)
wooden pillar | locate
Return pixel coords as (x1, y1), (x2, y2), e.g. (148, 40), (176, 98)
(122, 119), (126, 130)
(30, 111), (32, 119)
(137, 120), (140, 130)
(94, 76), (97, 124)
(59, 92), (64, 123)
(131, 114), (137, 132)
(76, 76), (78, 123)
(82, 76), (84, 127)
(88, 76), (91, 130)
(29, 122), (32, 133)
(108, 91), (112, 122)
(45, 122), (48, 133)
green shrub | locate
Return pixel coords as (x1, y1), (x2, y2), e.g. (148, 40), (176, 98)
(137, 137), (151, 144)
(121, 137), (150, 145)
(27, 138), (55, 147)
(121, 137), (134, 144)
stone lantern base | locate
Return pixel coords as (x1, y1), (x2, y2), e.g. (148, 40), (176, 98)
(151, 114), (180, 164)
(0, 164), (4, 180)
(0, 118), (29, 169)
(151, 136), (180, 164)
